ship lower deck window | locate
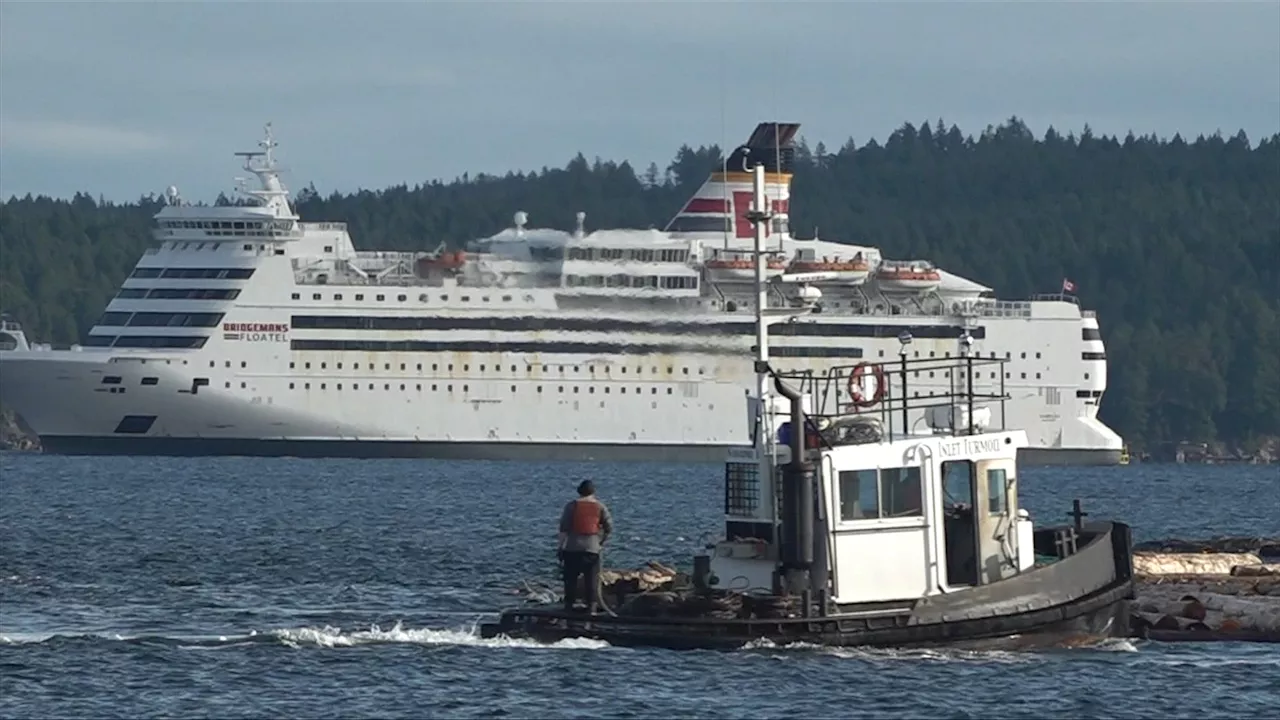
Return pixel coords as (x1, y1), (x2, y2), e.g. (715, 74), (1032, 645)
(97, 312), (132, 326)
(141, 377), (158, 386)
(158, 268), (254, 280)
(108, 335), (209, 349)
(145, 288), (241, 300)
(128, 312), (224, 328)
(101, 376), (122, 385)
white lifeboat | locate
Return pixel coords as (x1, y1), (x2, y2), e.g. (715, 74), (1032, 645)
(787, 256), (870, 285)
(876, 261), (941, 293)
(705, 253), (787, 282)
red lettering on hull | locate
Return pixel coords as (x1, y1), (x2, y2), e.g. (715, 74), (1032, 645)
(222, 322), (289, 333)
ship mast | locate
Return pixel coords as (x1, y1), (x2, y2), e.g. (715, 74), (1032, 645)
(233, 122), (295, 217)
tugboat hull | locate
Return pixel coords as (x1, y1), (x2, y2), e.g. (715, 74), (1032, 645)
(480, 582), (1131, 651)
(480, 521), (1136, 652)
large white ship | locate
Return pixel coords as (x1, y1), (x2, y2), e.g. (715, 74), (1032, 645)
(0, 122), (1123, 464)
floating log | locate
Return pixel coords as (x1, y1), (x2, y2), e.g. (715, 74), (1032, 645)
(1132, 537), (1280, 558)
(1231, 563), (1280, 577)
(1134, 551), (1261, 576)
(1131, 576), (1280, 643)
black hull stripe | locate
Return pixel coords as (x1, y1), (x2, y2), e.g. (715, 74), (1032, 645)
(290, 315), (986, 339)
(34, 436), (1124, 465)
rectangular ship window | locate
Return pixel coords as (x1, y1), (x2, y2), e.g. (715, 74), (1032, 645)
(113, 415), (157, 434)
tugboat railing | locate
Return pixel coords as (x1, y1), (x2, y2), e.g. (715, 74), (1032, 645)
(769, 355), (1012, 445)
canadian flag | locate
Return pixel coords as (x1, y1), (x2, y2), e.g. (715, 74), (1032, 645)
(1062, 278), (1076, 293)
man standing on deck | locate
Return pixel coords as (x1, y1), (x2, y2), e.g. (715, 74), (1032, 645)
(558, 480), (613, 614)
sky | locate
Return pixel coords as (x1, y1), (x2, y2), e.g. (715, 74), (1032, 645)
(1, 0), (1277, 203)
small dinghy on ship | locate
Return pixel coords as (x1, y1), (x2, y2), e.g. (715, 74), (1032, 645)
(481, 158), (1136, 651)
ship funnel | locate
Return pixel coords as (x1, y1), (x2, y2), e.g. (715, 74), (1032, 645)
(665, 122), (798, 242)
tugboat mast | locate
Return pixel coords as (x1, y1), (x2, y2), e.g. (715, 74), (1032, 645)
(744, 156), (774, 438)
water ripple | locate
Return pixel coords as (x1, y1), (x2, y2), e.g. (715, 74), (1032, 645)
(1, 452), (1277, 719)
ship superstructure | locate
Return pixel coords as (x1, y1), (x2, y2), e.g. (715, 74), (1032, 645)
(0, 122), (1123, 464)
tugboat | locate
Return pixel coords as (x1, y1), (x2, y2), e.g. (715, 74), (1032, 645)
(480, 158), (1136, 651)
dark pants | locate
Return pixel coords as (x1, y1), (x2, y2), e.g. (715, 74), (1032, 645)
(562, 550), (600, 613)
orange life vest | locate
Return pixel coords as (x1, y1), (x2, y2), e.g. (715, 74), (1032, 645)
(570, 499), (602, 535)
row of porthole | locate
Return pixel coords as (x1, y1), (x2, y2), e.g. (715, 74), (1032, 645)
(207, 381), (955, 399)
(207, 359), (1049, 383)
(259, 380), (954, 401)
(216, 358), (708, 375)
(879, 348), (1086, 381)
(291, 291), (534, 304)
(915, 370), (1044, 381)
(285, 360), (708, 376)
(283, 381), (681, 396)
(288, 291), (752, 310)
(877, 348), (1045, 361)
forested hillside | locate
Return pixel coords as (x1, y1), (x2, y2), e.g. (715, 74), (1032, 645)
(1, 117), (1277, 452)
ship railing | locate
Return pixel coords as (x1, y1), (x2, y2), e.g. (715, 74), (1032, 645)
(770, 355), (1012, 444)
(300, 222), (348, 232)
(1031, 292), (1079, 304)
(969, 300), (1032, 318)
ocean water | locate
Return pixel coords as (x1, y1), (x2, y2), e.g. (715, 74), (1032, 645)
(1, 453), (1277, 719)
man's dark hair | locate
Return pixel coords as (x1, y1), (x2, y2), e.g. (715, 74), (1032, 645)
(577, 480), (595, 497)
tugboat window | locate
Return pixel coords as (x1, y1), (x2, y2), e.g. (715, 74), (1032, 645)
(881, 467), (923, 517)
(838, 470), (879, 520)
(987, 468), (1008, 514)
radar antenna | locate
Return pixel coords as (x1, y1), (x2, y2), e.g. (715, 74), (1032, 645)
(230, 121), (295, 217)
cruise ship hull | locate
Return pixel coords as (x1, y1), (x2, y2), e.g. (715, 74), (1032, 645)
(1, 347), (1122, 465)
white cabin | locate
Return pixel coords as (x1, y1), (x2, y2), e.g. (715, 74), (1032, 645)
(706, 355), (1037, 609)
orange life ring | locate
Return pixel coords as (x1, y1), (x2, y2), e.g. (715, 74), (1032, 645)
(847, 362), (887, 408)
